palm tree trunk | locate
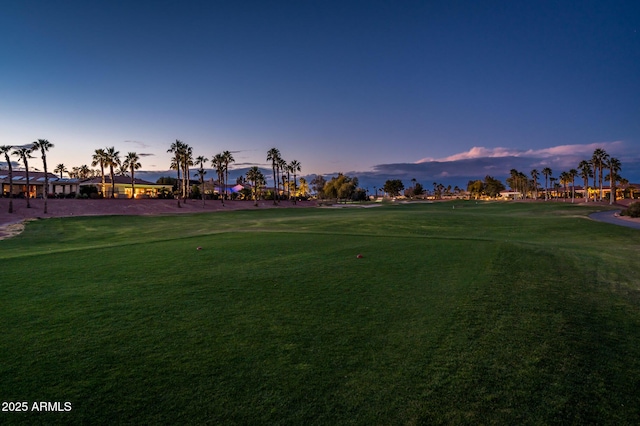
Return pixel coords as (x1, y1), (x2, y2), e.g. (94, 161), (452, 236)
(110, 166), (115, 198)
(7, 159), (13, 213)
(25, 159), (31, 208)
(272, 166), (277, 205)
(225, 167), (229, 201)
(43, 157), (48, 214)
(100, 165), (105, 198)
(610, 173), (615, 205)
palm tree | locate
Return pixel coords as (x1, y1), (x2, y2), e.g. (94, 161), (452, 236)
(181, 144), (193, 202)
(122, 152), (141, 198)
(549, 177), (558, 199)
(222, 151), (234, 200)
(196, 155), (208, 206)
(54, 163), (68, 179)
(32, 139), (54, 213)
(577, 160), (592, 202)
(541, 167), (552, 200)
(0, 145), (14, 213)
(104, 147), (120, 198)
(266, 148), (281, 204)
(559, 171), (570, 201)
(289, 159), (301, 203)
(78, 165), (91, 179)
(91, 149), (108, 197)
(508, 169), (521, 199)
(212, 153), (226, 205)
(606, 157), (622, 205)
(278, 157), (287, 200)
(592, 148), (608, 201)
(530, 169), (539, 199)
(167, 140), (185, 206)
(246, 166), (265, 206)
(13, 145), (34, 208)
(568, 169), (578, 203)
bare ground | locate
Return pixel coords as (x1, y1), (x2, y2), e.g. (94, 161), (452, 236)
(0, 198), (316, 240)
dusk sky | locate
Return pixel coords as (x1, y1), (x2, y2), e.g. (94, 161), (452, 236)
(1, 0), (639, 188)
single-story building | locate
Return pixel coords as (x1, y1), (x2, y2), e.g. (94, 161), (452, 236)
(1, 170), (79, 198)
(79, 175), (168, 198)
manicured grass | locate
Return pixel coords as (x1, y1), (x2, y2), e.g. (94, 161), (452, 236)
(1, 201), (640, 424)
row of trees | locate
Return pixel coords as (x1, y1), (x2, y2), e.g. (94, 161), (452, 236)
(467, 176), (506, 199)
(506, 148), (624, 204)
(165, 141), (304, 206)
(1, 141), (630, 213)
(90, 147), (142, 199)
(1, 139), (54, 213)
(266, 148), (302, 205)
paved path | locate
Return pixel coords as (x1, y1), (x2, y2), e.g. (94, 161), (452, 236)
(589, 210), (640, 230)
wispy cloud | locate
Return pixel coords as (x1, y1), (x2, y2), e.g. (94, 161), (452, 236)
(233, 162), (268, 168)
(417, 141), (626, 163)
(124, 140), (152, 149)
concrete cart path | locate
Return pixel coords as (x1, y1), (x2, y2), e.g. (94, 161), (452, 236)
(589, 210), (640, 230)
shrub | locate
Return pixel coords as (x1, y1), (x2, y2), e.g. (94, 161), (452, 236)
(79, 185), (98, 197)
(621, 202), (640, 218)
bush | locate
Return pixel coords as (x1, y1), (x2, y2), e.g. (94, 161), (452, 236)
(621, 202), (640, 218)
(79, 185), (99, 197)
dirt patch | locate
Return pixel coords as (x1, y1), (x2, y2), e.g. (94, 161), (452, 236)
(0, 198), (316, 240)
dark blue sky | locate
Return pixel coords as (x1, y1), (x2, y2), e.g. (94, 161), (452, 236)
(1, 0), (639, 187)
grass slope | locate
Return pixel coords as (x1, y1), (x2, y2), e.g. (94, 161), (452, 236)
(1, 201), (639, 424)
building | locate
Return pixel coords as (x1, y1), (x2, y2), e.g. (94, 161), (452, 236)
(79, 175), (168, 198)
(0, 170), (79, 198)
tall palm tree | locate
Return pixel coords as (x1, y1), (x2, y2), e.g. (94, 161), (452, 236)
(285, 162), (292, 200)
(578, 160), (592, 202)
(13, 145), (34, 208)
(122, 152), (141, 198)
(196, 155), (208, 206)
(559, 171), (570, 201)
(54, 163), (68, 179)
(606, 157), (622, 205)
(91, 148), (108, 197)
(167, 140), (185, 206)
(530, 169), (539, 199)
(508, 169), (521, 199)
(222, 151), (234, 200)
(266, 148), (281, 204)
(550, 177), (558, 199)
(289, 159), (301, 203)
(541, 167), (552, 201)
(278, 157), (287, 200)
(181, 144), (193, 202)
(592, 148), (608, 201)
(0, 145), (14, 213)
(104, 146), (120, 198)
(32, 139), (54, 213)
(212, 153), (226, 205)
(568, 169), (578, 203)
(246, 166), (265, 206)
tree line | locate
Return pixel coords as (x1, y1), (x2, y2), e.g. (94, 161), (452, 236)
(501, 148), (625, 204)
(1, 139), (55, 214)
(1, 139), (310, 213)
(1, 142), (632, 214)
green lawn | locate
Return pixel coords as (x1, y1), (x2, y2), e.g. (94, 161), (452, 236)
(1, 201), (640, 424)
